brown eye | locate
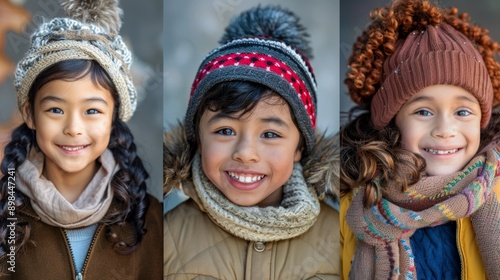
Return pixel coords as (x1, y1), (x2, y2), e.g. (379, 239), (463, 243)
(85, 109), (100, 115)
(261, 132), (279, 138)
(216, 128), (235, 136)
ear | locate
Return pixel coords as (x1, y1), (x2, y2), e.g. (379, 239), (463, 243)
(293, 146), (303, 162)
(21, 103), (35, 130)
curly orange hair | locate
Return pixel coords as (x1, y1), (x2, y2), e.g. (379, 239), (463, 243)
(341, 0), (500, 207)
(345, 0), (500, 107)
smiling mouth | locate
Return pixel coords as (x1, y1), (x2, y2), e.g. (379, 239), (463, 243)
(424, 148), (459, 155)
(227, 171), (265, 183)
(58, 145), (89, 151)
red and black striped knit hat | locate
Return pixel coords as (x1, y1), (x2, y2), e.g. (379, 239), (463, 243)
(184, 5), (318, 154)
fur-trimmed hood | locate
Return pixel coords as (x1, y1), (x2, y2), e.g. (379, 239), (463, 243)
(163, 122), (339, 202)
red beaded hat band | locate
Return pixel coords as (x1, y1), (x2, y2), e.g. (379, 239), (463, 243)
(185, 37), (318, 154)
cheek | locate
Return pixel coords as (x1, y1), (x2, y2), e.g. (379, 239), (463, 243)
(266, 145), (295, 170)
(468, 126), (481, 149)
(396, 118), (418, 150)
(33, 121), (52, 141)
(90, 119), (114, 141)
(198, 137), (226, 175)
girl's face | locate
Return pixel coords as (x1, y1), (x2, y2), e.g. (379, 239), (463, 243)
(198, 96), (302, 207)
(27, 75), (114, 182)
(395, 84), (481, 176)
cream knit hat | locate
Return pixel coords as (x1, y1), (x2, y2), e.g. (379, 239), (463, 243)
(14, 0), (137, 121)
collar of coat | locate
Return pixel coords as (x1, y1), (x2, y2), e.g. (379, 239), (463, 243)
(163, 122), (339, 203)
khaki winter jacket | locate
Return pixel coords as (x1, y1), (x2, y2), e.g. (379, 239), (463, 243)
(163, 124), (340, 280)
(0, 195), (163, 279)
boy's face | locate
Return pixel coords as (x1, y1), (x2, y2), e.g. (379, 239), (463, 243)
(395, 84), (481, 176)
(198, 95), (302, 207)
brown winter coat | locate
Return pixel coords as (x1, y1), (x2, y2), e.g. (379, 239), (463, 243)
(163, 124), (340, 280)
(0, 195), (163, 279)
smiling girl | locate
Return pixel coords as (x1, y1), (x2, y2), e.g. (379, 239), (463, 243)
(340, 0), (500, 279)
(164, 6), (339, 279)
(0, 1), (161, 279)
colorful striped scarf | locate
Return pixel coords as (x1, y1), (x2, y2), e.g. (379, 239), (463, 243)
(346, 148), (500, 280)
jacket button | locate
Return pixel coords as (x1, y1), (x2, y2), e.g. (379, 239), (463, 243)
(253, 241), (265, 252)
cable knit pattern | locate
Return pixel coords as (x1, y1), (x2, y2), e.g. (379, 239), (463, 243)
(346, 148), (500, 280)
(410, 223), (460, 280)
(15, 17), (136, 121)
(192, 154), (320, 242)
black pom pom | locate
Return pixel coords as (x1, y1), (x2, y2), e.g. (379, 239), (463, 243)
(220, 5), (313, 59)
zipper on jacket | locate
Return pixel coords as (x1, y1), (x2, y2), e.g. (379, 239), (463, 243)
(62, 224), (103, 280)
(80, 224), (103, 278)
(456, 219), (465, 280)
(62, 228), (80, 279)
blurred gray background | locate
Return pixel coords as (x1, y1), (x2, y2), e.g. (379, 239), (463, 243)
(340, 0), (500, 126)
(1, 0), (163, 200)
(164, 0), (340, 134)
(163, 0), (339, 212)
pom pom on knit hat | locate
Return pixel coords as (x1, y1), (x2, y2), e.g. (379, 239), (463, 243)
(15, 0), (137, 122)
(219, 5), (313, 59)
(185, 5), (318, 154)
(62, 0), (122, 35)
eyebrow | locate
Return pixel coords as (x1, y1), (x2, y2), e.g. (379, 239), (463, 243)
(260, 116), (290, 129)
(207, 112), (290, 129)
(207, 112), (239, 125)
(40, 95), (109, 105)
(406, 94), (478, 105)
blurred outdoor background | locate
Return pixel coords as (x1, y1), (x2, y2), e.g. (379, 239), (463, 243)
(0, 0), (163, 200)
(164, 0), (340, 212)
(340, 0), (500, 126)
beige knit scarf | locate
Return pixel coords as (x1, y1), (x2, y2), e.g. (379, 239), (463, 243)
(346, 148), (500, 280)
(17, 149), (118, 229)
(192, 154), (320, 242)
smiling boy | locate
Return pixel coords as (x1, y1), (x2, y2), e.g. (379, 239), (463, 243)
(164, 6), (340, 279)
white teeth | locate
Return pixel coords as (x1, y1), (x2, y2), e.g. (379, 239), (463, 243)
(228, 172), (264, 183)
(61, 146), (85, 151)
(425, 148), (458, 155)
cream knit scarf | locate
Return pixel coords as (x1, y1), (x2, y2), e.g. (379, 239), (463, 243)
(346, 148), (500, 280)
(16, 149), (118, 229)
(192, 154), (320, 242)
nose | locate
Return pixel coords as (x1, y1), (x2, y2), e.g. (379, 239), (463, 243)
(63, 113), (84, 136)
(431, 115), (456, 139)
(232, 136), (259, 163)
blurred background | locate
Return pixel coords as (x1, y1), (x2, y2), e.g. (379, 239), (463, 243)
(340, 0), (500, 126)
(0, 0), (163, 200)
(163, 0), (340, 212)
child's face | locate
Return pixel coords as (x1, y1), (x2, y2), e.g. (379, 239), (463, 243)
(198, 95), (302, 207)
(395, 84), (481, 176)
(27, 75), (114, 181)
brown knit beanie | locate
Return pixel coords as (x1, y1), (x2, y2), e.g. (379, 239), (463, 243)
(371, 23), (493, 129)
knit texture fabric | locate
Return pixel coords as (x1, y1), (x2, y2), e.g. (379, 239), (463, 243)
(16, 149), (118, 228)
(192, 154), (320, 242)
(185, 23), (318, 154)
(346, 148), (500, 280)
(370, 23), (493, 129)
(410, 223), (460, 280)
(15, 17), (137, 121)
